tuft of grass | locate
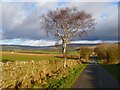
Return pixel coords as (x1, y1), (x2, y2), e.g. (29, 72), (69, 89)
(1, 59), (14, 62)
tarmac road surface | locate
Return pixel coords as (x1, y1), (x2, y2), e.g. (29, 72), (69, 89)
(72, 60), (120, 88)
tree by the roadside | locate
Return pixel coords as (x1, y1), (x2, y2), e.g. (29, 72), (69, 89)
(95, 44), (108, 60)
(95, 43), (119, 64)
(79, 46), (92, 62)
(107, 44), (118, 64)
(41, 7), (96, 68)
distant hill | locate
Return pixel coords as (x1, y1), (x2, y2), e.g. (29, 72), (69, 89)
(1, 43), (99, 51)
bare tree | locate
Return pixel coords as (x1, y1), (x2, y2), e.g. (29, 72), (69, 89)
(41, 7), (96, 68)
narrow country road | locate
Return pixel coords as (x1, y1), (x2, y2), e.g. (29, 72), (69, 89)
(72, 59), (120, 88)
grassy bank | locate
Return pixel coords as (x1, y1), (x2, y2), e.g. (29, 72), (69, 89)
(44, 64), (87, 88)
(100, 64), (120, 83)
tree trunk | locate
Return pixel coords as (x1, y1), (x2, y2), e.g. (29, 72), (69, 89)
(62, 40), (67, 68)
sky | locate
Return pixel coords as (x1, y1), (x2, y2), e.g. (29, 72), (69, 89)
(0, 0), (119, 46)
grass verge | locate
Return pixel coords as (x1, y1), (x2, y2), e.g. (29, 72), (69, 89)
(100, 64), (120, 83)
(45, 64), (87, 88)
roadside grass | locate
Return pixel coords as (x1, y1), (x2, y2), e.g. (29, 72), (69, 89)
(100, 64), (120, 83)
(61, 64), (87, 88)
(44, 64), (87, 88)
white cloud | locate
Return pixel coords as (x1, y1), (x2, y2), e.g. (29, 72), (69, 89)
(71, 40), (118, 44)
(0, 39), (56, 46)
(1, 2), (118, 44)
(0, 2), (2, 40)
(2, 3), (27, 30)
(0, 39), (118, 46)
(22, 40), (56, 46)
(71, 40), (103, 44)
(2, 2), (58, 40)
(1, 0), (119, 2)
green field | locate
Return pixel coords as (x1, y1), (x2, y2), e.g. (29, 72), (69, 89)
(1, 51), (78, 62)
(2, 52), (60, 61)
(2, 46), (77, 55)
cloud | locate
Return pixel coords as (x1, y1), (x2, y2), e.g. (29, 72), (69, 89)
(0, 39), (56, 46)
(1, 0), (119, 2)
(2, 2), (58, 40)
(71, 40), (118, 44)
(0, 39), (118, 46)
(1, 1), (119, 46)
(23, 39), (56, 46)
(67, 2), (118, 40)
(0, 2), (2, 40)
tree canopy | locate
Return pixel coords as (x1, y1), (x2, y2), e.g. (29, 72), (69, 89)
(41, 7), (96, 41)
(41, 7), (96, 67)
